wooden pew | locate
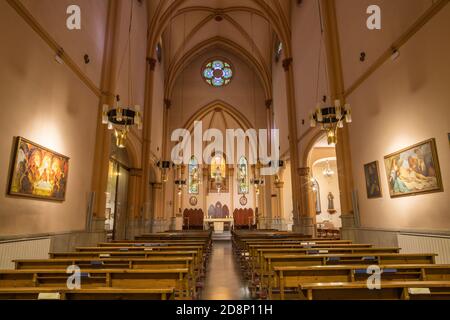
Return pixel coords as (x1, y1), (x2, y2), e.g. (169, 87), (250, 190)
(0, 268), (190, 296)
(251, 247), (401, 278)
(74, 245), (205, 258)
(240, 243), (374, 281)
(263, 253), (437, 272)
(234, 239), (355, 263)
(49, 250), (198, 262)
(256, 253), (437, 294)
(271, 264), (450, 299)
(135, 232), (211, 241)
(98, 241), (208, 247)
(298, 281), (450, 300)
(0, 287), (175, 300)
(14, 257), (194, 275)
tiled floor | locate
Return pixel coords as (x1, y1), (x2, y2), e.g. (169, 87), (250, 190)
(201, 241), (251, 300)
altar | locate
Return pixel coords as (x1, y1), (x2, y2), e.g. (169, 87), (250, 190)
(203, 217), (234, 234)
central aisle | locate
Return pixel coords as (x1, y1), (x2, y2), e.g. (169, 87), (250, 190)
(201, 241), (251, 300)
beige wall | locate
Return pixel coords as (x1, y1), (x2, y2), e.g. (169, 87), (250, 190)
(272, 52), (289, 156)
(114, 0), (147, 155)
(341, 4), (450, 230)
(169, 49), (267, 135)
(289, 0), (449, 233)
(281, 160), (294, 229)
(291, 0), (330, 146)
(0, 1), (101, 236)
(0, 0), (149, 237)
(21, 0), (109, 87)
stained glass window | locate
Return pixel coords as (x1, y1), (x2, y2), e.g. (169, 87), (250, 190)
(275, 40), (283, 62)
(210, 154), (226, 179)
(188, 156), (199, 194)
(202, 59), (233, 87)
(237, 157), (249, 194)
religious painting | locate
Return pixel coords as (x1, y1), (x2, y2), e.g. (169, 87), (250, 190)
(384, 139), (443, 198)
(239, 196), (248, 206)
(364, 161), (382, 199)
(189, 196), (198, 207)
(8, 137), (69, 201)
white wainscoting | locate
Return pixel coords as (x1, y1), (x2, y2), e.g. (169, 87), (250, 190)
(0, 237), (51, 269)
(398, 233), (450, 264)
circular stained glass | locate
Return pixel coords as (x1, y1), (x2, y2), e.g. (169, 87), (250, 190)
(202, 59), (233, 87)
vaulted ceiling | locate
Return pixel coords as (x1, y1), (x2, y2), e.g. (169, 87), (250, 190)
(148, 0), (292, 99)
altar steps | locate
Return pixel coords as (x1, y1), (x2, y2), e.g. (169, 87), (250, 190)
(212, 231), (232, 241)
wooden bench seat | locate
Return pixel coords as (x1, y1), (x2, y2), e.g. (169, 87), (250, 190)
(14, 257), (195, 275)
(74, 246), (205, 257)
(0, 287), (175, 300)
(254, 253), (438, 290)
(298, 281), (450, 300)
(250, 247), (401, 276)
(271, 264), (450, 299)
(49, 251), (198, 261)
(0, 268), (190, 294)
(263, 253), (437, 272)
(135, 234), (211, 241)
(236, 239), (351, 251)
(98, 241), (208, 247)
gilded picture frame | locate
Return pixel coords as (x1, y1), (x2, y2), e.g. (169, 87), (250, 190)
(8, 137), (70, 201)
(383, 138), (443, 198)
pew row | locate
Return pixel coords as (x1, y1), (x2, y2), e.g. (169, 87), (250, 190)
(0, 287), (175, 300)
(271, 264), (450, 299)
(0, 268), (191, 297)
(298, 281), (450, 300)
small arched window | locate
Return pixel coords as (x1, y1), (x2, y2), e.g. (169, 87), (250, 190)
(275, 41), (283, 62)
(237, 157), (249, 194)
(188, 156), (199, 194)
(210, 154), (226, 179)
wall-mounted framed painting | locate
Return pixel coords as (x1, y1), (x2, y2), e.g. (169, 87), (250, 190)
(384, 138), (443, 198)
(8, 137), (69, 201)
(364, 161), (382, 199)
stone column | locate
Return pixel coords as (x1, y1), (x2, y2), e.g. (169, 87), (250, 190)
(298, 167), (315, 236)
(90, 0), (121, 232)
(140, 57), (157, 231)
(126, 169), (143, 239)
(321, 0), (356, 229)
(202, 166), (209, 220)
(159, 99), (171, 232)
(228, 166), (235, 215)
(151, 182), (163, 233)
(275, 181), (287, 230)
(274, 164), (286, 230)
(282, 58), (302, 233)
(171, 165), (185, 231)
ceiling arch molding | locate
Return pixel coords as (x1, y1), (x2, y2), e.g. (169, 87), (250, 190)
(183, 99), (253, 132)
(179, 100), (259, 164)
(148, 0), (292, 60)
(165, 36), (272, 101)
(168, 13), (267, 76)
(172, 6), (269, 22)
